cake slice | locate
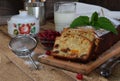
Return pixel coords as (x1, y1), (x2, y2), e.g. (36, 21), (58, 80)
(61, 27), (97, 42)
(52, 28), (97, 62)
(52, 26), (120, 63)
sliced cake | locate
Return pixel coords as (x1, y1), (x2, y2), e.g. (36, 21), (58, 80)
(52, 28), (97, 62)
(51, 26), (120, 62)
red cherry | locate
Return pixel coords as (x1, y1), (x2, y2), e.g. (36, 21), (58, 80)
(76, 73), (83, 80)
(37, 30), (61, 49)
(45, 50), (51, 55)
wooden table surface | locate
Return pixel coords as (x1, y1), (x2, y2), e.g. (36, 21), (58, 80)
(0, 22), (120, 81)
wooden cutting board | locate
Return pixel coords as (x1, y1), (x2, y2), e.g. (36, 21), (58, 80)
(38, 41), (120, 74)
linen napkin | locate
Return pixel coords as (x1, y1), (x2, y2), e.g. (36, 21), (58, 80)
(75, 2), (120, 26)
(76, 2), (109, 17)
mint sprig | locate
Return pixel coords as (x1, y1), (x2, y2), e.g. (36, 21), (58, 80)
(70, 16), (90, 27)
(70, 12), (118, 34)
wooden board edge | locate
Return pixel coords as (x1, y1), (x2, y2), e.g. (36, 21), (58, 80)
(38, 41), (120, 74)
(86, 46), (120, 74)
(39, 56), (88, 74)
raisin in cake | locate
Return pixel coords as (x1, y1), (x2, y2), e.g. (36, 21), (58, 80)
(52, 28), (97, 62)
(61, 27), (97, 42)
(52, 26), (120, 62)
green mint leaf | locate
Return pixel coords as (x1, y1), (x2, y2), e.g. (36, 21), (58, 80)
(93, 24), (101, 30)
(70, 16), (89, 28)
(97, 17), (118, 34)
(69, 12), (118, 35)
(90, 12), (98, 26)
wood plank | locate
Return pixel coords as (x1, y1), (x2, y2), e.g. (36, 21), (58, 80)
(38, 41), (120, 74)
(0, 27), (76, 81)
(0, 53), (33, 81)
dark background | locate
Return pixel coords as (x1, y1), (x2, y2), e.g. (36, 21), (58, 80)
(0, 0), (24, 16)
(0, 0), (120, 18)
(79, 0), (120, 11)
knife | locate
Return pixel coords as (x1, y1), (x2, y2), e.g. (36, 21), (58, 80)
(98, 56), (120, 77)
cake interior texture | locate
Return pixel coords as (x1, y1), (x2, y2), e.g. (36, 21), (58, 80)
(52, 26), (120, 62)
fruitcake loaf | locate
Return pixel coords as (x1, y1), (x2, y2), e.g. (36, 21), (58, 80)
(52, 27), (98, 62)
(61, 27), (97, 42)
(52, 26), (120, 62)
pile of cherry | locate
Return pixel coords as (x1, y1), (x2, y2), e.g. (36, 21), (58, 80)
(37, 30), (60, 49)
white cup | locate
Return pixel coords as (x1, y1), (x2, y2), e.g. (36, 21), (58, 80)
(54, 2), (76, 32)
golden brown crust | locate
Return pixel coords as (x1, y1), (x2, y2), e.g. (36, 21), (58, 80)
(51, 28), (98, 62)
(61, 28), (96, 42)
(51, 26), (120, 63)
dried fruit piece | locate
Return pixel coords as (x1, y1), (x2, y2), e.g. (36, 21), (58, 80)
(37, 30), (61, 49)
(37, 30), (60, 41)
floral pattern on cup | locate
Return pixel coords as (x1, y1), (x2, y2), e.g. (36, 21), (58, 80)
(13, 23), (36, 35)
